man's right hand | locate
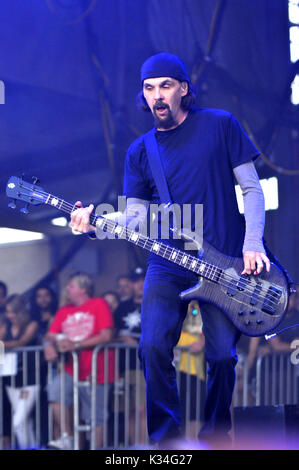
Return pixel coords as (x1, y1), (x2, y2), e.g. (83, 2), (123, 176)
(70, 201), (94, 234)
(44, 343), (58, 361)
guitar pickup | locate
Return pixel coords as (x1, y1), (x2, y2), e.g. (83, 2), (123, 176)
(250, 281), (262, 306)
(236, 274), (250, 291)
(226, 280), (238, 297)
(226, 272), (248, 296)
(262, 285), (282, 315)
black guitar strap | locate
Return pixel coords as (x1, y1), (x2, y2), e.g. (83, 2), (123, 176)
(143, 128), (173, 207)
(143, 128), (180, 232)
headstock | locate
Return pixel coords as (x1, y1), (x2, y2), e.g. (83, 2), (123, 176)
(6, 175), (47, 214)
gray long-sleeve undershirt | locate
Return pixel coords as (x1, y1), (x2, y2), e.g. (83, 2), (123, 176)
(233, 161), (265, 254)
(95, 161), (265, 254)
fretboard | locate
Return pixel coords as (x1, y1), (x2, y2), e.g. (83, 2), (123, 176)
(45, 193), (222, 283)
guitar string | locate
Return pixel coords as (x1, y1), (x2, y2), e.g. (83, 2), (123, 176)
(26, 187), (282, 308)
(17, 185), (281, 309)
(20, 186), (283, 308)
(93, 214), (281, 308)
(76, 202), (281, 308)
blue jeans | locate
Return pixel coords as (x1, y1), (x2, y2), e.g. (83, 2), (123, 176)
(138, 263), (241, 443)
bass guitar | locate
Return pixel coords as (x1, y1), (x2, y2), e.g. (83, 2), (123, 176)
(6, 175), (289, 337)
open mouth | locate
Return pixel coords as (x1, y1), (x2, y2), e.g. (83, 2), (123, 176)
(154, 100), (168, 110)
(154, 105), (169, 116)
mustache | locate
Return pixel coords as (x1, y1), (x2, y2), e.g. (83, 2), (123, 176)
(153, 100), (170, 111)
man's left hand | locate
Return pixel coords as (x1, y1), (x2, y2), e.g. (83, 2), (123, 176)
(56, 338), (76, 353)
(242, 251), (271, 275)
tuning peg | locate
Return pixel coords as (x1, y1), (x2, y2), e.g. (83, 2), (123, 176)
(20, 203), (30, 215)
(32, 176), (40, 184)
(8, 199), (17, 209)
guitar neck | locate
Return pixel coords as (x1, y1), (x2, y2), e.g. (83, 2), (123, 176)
(45, 193), (221, 282)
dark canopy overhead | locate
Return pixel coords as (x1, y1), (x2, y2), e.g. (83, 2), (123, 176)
(0, 0), (298, 280)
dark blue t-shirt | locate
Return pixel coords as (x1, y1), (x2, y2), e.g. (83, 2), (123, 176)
(123, 108), (259, 274)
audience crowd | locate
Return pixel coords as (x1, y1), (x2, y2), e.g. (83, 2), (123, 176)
(0, 273), (298, 449)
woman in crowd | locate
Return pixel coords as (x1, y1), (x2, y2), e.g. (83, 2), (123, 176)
(0, 294), (39, 449)
(102, 290), (120, 314)
(30, 285), (58, 343)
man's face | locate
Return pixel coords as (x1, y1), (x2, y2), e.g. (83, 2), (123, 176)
(117, 277), (133, 300)
(143, 77), (188, 130)
(66, 279), (85, 304)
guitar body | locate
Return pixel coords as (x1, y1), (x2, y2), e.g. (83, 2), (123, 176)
(180, 239), (289, 336)
(6, 175), (290, 336)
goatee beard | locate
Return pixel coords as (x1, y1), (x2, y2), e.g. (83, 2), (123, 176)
(153, 108), (177, 130)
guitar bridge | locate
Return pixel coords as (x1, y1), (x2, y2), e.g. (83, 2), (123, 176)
(262, 285), (282, 315)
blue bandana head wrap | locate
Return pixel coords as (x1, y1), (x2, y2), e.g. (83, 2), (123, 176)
(140, 52), (190, 84)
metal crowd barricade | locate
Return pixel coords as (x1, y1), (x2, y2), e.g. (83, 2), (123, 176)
(232, 352), (299, 408)
(0, 344), (206, 450)
(71, 350), (93, 450)
(0, 345), (44, 449)
(1, 344), (298, 450)
(175, 346), (205, 439)
(90, 343), (148, 450)
(255, 352), (298, 406)
(232, 353), (250, 407)
(88, 343), (205, 449)
(0, 345), (78, 450)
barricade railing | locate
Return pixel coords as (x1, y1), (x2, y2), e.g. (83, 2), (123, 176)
(0, 345), (44, 449)
(232, 352), (298, 407)
(255, 352), (298, 406)
(0, 345), (298, 449)
(90, 344), (143, 450)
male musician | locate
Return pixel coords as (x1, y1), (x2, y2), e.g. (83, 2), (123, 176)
(70, 53), (270, 447)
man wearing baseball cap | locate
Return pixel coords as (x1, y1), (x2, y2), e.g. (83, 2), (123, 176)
(70, 52), (270, 448)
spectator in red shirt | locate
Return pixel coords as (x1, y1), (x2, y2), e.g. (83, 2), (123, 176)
(43, 272), (114, 449)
